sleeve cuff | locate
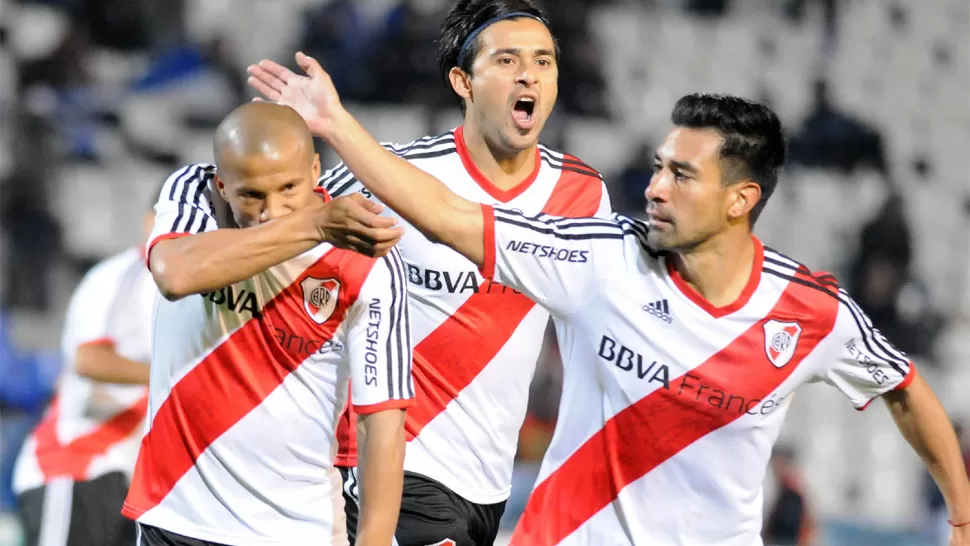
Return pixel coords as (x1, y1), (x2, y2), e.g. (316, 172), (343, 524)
(313, 186), (332, 203)
(353, 398), (414, 415)
(480, 204), (496, 280)
(77, 337), (116, 349)
(146, 232), (193, 270)
(855, 362), (917, 411)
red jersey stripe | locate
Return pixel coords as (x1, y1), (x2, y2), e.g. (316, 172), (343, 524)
(404, 170), (603, 442)
(34, 394), (149, 480)
(335, 168), (603, 465)
(510, 276), (840, 546)
(122, 248), (375, 519)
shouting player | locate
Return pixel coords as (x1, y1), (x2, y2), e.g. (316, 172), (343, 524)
(247, 53), (970, 546)
(249, 2), (610, 545)
(121, 102), (412, 546)
(12, 200), (157, 546)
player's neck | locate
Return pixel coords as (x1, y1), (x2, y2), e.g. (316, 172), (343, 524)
(671, 228), (757, 308)
(461, 125), (537, 191)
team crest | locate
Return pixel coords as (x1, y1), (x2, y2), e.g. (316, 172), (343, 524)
(300, 277), (340, 324)
(763, 320), (802, 368)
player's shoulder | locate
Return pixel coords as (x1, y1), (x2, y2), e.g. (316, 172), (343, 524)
(537, 143), (604, 181)
(75, 248), (144, 296)
(318, 131), (457, 195)
(761, 245), (850, 309)
(380, 129), (457, 162)
(159, 163), (216, 201)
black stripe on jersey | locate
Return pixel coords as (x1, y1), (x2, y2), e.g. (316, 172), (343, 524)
(761, 268), (909, 378)
(839, 290), (910, 364)
(538, 152), (602, 179)
(618, 216), (662, 258)
(330, 177), (360, 199)
(320, 165), (350, 191)
(319, 144), (458, 196)
(387, 249), (408, 400)
(538, 146), (599, 170)
(382, 254), (399, 401)
(386, 134), (455, 155)
(402, 258), (413, 398)
(166, 164), (197, 201)
(496, 215), (627, 241)
(169, 165), (205, 232)
(763, 248), (803, 268)
(182, 169), (214, 235)
(763, 255), (804, 273)
(396, 147), (457, 161)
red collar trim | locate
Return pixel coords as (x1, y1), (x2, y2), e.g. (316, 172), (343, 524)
(666, 236), (764, 319)
(454, 125), (541, 203)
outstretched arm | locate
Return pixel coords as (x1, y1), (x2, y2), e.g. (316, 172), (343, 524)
(883, 375), (970, 540)
(820, 292), (970, 545)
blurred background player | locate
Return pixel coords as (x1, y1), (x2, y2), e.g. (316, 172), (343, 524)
(249, 1), (612, 544)
(243, 55), (970, 545)
(121, 102), (412, 546)
(763, 445), (816, 546)
(11, 198), (157, 546)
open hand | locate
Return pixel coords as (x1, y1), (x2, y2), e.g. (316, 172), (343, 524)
(247, 52), (342, 138)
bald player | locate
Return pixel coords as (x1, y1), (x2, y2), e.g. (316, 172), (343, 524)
(122, 102), (413, 546)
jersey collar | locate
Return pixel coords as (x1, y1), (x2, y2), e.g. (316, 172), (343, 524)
(454, 125), (541, 203)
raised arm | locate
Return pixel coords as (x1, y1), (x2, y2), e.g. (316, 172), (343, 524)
(149, 165), (402, 300)
(248, 54), (485, 267)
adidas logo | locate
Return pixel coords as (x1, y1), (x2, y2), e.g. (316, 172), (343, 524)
(643, 299), (673, 324)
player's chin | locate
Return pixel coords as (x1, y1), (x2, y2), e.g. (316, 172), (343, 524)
(646, 232), (677, 252)
(505, 123), (542, 148)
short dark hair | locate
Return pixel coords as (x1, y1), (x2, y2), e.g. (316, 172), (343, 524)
(436, 0), (557, 112)
(671, 93), (786, 225)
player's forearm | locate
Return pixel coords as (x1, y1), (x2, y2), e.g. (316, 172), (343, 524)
(150, 212), (319, 300)
(75, 344), (150, 385)
(355, 409), (406, 546)
(322, 108), (486, 266)
(885, 373), (970, 522)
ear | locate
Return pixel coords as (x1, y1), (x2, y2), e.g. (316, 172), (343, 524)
(448, 66), (473, 105)
(215, 174), (229, 202)
(311, 153), (321, 181)
(728, 180), (762, 221)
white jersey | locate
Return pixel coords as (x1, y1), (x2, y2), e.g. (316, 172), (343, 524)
(476, 207), (915, 546)
(12, 248), (154, 494)
(322, 127), (611, 504)
(122, 165), (413, 546)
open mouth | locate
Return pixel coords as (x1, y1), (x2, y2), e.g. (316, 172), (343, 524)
(512, 97), (536, 126)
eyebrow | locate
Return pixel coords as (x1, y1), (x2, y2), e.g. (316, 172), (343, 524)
(490, 47), (556, 58)
(655, 155), (699, 175)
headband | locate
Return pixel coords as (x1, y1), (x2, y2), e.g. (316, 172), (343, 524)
(456, 12), (544, 69)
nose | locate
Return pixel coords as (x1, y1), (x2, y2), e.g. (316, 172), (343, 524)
(516, 65), (538, 87)
(645, 171), (667, 203)
(260, 195), (289, 223)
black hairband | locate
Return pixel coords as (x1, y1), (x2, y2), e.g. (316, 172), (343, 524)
(456, 12), (544, 69)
